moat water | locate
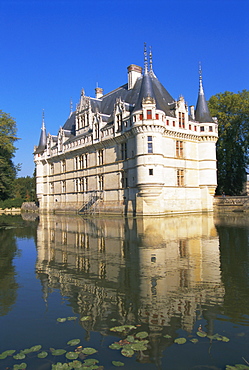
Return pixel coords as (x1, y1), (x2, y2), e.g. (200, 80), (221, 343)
(1, 212), (249, 370)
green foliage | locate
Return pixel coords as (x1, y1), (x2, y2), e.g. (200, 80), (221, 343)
(0, 110), (19, 200)
(13, 175), (36, 201)
(208, 90), (249, 195)
(0, 198), (23, 209)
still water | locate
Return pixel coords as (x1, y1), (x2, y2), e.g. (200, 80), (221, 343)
(1, 213), (249, 370)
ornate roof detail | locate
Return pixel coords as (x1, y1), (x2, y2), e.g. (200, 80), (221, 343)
(195, 63), (213, 123)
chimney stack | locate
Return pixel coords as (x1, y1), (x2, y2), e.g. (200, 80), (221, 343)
(127, 64), (142, 90)
(95, 87), (103, 99)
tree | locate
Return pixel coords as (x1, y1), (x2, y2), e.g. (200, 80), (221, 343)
(0, 110), (19, 200)
(208, 90), (249, 195)
(13, 175), (36, 201)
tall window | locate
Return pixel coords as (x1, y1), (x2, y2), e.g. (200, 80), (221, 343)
(177, 169), (184, 186)
(176, 141), (184, 158)
(147, 136), (153, 153)
(61, 160), (66, 173)
(98, 175), (104, 191)
(121, 171), (128, 188)
(179, 112), (185, 128)
(94, 122), (99, 139)
(117, 114), (122, 131)
(121, 142), (127, 160)
(98, 149), (104, 165)
(85, 154), (88, 168)
(50, 163), (54, 175)
(62, 180), (66, 193)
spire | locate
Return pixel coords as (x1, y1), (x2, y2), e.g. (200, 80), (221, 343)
(149, 46), (153, 72)
(144, 42), (148, 74)
(37, 110), (47, 152)
(70, 98), (73, 115)
(195, 63), (213, 123)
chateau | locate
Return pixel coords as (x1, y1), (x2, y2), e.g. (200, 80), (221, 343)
(34, 48), (218, 216)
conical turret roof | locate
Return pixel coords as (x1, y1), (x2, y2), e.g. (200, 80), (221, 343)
(195, 65), (213, 123)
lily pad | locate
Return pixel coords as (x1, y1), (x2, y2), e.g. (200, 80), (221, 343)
(221, 336), (230, 342)
(67, 339), (81, 346)
(52, 363), (70, 370)
(67, 316), (77, 321)
(13, 363), (27, 369)
(13, 353), (26, 360)
(130, 342), (148, 351)
(190, 338), (199, 344)
(30, 345), (42, 352)
(126, 335), (135, 342)
(110, 325), (136, 333)
(81, 347), (98, 355)
(84, 358), (99, 365)
(196, 331), (207, 337)
(121, 348), (134, 357)
(163, 334), (172, 339)
(21, 348), (33, 354)
(174, 337), (187, 344)
(112, 361), (125, 367)
(0, 350), (16, 359)
(51, 349), (67, 356)
(136, 331), (149, 339)
(37, 351), (48, 358)
(80, 315), (91, 321)
(109, 343), (122, 350)
(65, 351), (79, 360)
(57, 317), (67, 322)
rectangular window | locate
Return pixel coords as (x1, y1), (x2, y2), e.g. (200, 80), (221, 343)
(182, 112), (185, 128)
(149, 168), (153, 176)
(177, 169), (184, 186)
(166, 120), (169, 125)
(98, 149), (104, 165)
(200, 126), (205, 132)
(85, 154), (88, 168)
(98, 175), (104, 191)
(147, 110), (152, 119)
(61, 160), (66, 173)
(74, 157), (78, 170)
(194, 126), (197, 131)
(50, 163), (54, 175)
(85, 177), (88, 192)
(121, 142), (127, 160)
(209, 126), (213, 132)
(62, 180), (66, 193)
(140, 113), (143, 120)
(155, 113), (159, 120)
(148, 136), (153, 153)
(189, 124), (191, 130)
(176, 141), (184, 158)
(173, 121), (175, 127)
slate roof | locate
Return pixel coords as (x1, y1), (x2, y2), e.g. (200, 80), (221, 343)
(195, 73), (213, 123)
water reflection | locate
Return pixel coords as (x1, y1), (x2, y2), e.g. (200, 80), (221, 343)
(36, 214), (224, 351)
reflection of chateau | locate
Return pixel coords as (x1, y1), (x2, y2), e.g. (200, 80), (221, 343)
(36, 214), (224, 363)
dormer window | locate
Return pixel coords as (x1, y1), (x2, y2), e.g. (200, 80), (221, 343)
(179, 112), (185, 128)
(147, 110), (152, 119)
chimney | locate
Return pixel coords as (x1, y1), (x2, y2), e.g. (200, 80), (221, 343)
(95, 87), (103, 99)
(127, 64), (142, 90)
(190, 105), (195, 120)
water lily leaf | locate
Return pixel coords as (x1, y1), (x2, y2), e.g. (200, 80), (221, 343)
(196, 331), (207, 337)
(84, 358), (99, 365)
(21, 348), (33, 354)
(163, 334), (172, 339)
(13, 353), (26, 360)
(67, 316), (77, 321)
(37, 351), (48, 358)
(130, 342), (148, 351)
(0, 350), (16, 359)
(30, 345), (42, 352)
(112, 361), (125, 367)
(71, 360), (83, 368)
(110, 325), (136, 332)
(66, 351), (79, 360)
(80, 315), (91, 321)
(121, 348), (134, 357)
(109, 343), (122, 350)
(52, 363), (69, 370)
(81, 347), (98, 355)
(51, 349), (67, 356)
(13, 363), (27, 369)
(126, 335), (135, 342)
(190, 338), (199, 344)
(57, 317), (67, 322)
(67, 339), (81, 346)
(136, 331), (149, 339)
(221, 336), (230, 342)
(174, 338), (187, 344)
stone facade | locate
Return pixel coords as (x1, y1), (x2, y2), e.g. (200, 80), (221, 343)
(34, 51), (218, 216)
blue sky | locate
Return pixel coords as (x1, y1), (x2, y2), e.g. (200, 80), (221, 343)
(0, 0), (248, 177)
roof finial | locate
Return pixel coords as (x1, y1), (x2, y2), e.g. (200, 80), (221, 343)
(144, 42), (148, 74)
(70, 98), (73, 114)
(149, 46), (153, 71)
(42, 109), (45, 129)
(199, 62), (204, 95)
